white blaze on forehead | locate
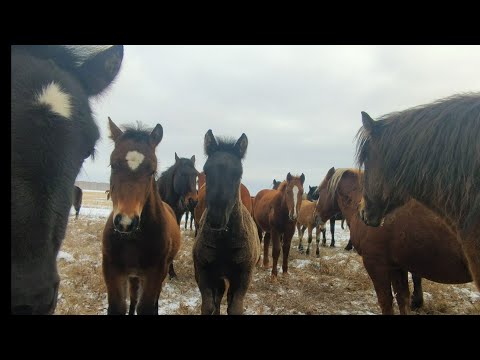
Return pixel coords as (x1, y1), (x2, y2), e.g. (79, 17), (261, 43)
(36, 82), (72, 119)
(125, 151), (145, 171)
(292, 186), (299, 216)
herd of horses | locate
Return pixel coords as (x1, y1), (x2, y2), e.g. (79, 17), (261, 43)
(11, 45), (479, 315)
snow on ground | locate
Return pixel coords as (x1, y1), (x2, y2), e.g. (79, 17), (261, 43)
(70, 206), (112, 218)
(57, 251), (74, 262)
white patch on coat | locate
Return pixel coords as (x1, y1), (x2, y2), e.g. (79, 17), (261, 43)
(126, 151), (145, 171)
(120, 215), (133, 228)
(36, 82), (72, 118)
(292, 186), (299, 217)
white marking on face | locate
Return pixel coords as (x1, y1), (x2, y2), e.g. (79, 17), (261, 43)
(36, 82), (72, 119)
(292, 186), (299, 217)
(120, 215), (132, 227)
(126, 151), (145, 171)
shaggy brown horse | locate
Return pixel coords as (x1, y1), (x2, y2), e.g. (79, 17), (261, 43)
(254, 173), (305, 279)
(194, 182), (253, 237)
(12, 45), (123, 314)
(356, 93), (480, 291)
(296, 200), (325, 257)
(314, 167), (471, 314)
(193, 130), (260, 315)
(102, 118), (181, 315)
(72, 185), (83, 220)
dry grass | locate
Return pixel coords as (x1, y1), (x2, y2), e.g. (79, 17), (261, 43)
(55, 191), (480, 315)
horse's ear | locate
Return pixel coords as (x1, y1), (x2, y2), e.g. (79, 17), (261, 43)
(77, 45), (124, 96)
(204, 129), (218, 156)
(175, 152), (180, 163)
(300, 173), (305, 185)
(150, 124), (163, 147)
(234, 133), (248, 159)
(191, 155), (195, 164)
(326, 167), (336, 179)
(361, 111), (377, 135)
(108, 117), (123, 141)
(309, 185), (313, 190)
(287, 172), (292, 182)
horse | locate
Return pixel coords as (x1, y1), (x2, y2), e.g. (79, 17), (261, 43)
(72, 185), (83, 220)
(102, 118), (181, 315)
(194, 180), (253, 237)
(314, 167), (471, 314)
(157, 152), (199, 278)
(193, 130), (260, 315)
(183, 189), (198, 231)
(11, 45), (123, 314)
(307, 185), (345, 247)
(253, 173), (305, 279)
(272, 179), (281, 190)
(296, 200), (325, 257)
(106, 189), (111, 200)
(356, 93), (480, 291)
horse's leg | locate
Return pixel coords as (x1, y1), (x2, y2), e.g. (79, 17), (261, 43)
(190, 211), (194, 230)
(136, 269), (165, 315)
(315, 225), (321, 257)
(168, 262), (177, 279)
(306, 225), (313, 256)
(75, 207), (80, 220)
(344, 239), (353, 251)
(321, 227), (327, 246)
(184, 211), (188, 230)
(297, 223), (304, 252)
(102, 260), (128, 315)
(391, 270), (410, 315)
(227, 269), (252, 315)
(270, 229), (281, 279)
(281, 226), (295, 275)
(196, 269), (215, 315)
(362, 258), (394, 315)
(410, 273), (424, 310)
(330, 217), (335, 247)
(460, 223), (480, 292)
(213, 278), (226, 315)
(341, 218), (345, 230)
(263, 232), (271, 268)
(128, 277), (140, 315)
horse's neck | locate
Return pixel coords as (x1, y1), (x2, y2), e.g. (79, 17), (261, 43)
(160, 168), (181, 204)
(276, 188), (289, 215)
(144, 178), (165, 218)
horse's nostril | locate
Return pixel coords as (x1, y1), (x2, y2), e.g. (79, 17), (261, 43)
(131, 216), (140, 230)
(114, 214), (122, 228)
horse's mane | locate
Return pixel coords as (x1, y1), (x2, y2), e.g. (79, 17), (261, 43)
(119, 123), (153, 143)
(205, 136), (247, 160)
(355, 92), (480, 227)
(327, 168), (362, 204)
(277, 181), (288, 192)
(158, 156), (196, 204)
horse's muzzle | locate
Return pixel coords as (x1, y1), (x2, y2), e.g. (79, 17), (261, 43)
(11, 281), (59, 315)
(114, 214), (140, 233)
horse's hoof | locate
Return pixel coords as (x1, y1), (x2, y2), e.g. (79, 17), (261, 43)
(330, 244), (335, 248)
(282, 271), (289, 277)
(316, 253), (320, 258)
(271, 274), (278, 282)
(263, 263), (272, 269)
(410, 299), (424, 310)
(306, 250), (310, 255)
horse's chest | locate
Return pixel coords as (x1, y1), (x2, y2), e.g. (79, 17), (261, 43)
(110, 235), (166, 270)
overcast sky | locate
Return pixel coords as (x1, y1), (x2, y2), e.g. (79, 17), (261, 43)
(79, 45), (480, 195)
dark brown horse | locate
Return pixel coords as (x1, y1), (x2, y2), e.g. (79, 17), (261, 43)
(183, 189), (198, 231)
(314, 167), (471, 314)
(193, 130), (260, 315)
(157, 152), (199, 278)
(253, 173), (305, 279)
(103, 118), (181, 315)
(72, 185), (83, 220)
(356, 93), (480, 291)
(11, 45), (123, 314)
